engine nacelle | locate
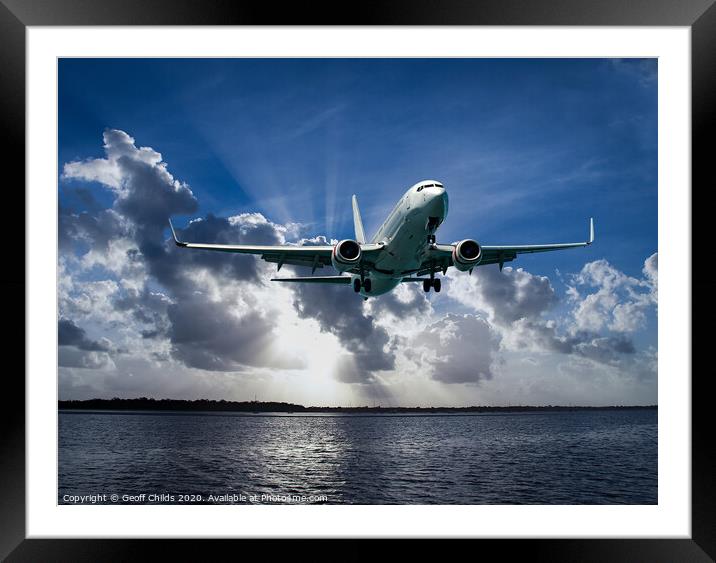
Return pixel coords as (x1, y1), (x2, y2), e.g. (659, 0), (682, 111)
(452, 239), (482, 271)
(332, 239), (362, 272)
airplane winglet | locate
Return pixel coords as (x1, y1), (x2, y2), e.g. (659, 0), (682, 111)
(168, 218), (187, 247)
(588, 217), (594, 244)
(352, 195), (366, 244)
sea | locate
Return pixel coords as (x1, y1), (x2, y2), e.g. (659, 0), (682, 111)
(58, 408), (657, 504)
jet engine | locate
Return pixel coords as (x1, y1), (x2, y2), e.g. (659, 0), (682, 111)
(452, 239), (482, 271)
(332, 239), (362, 272)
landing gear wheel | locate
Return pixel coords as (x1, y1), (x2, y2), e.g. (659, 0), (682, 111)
(433, 278), (441, 292)
(423, 279), (431, 293)
(353, 278), (361, 293)
(363, 278), (372, 293)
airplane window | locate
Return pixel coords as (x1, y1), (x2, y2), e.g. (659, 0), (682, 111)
(417, 186), (424, 192)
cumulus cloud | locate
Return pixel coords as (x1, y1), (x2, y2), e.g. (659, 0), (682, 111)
(59, 318), (113, 352)
(63, 128), (198, 253)
(643, 252), (658, 300)
(412, 314), (500, 384)
(166, 298), (304, 372)
(59, 208), (128, 252)
(58, 318), (115, 369)
(568, 254), (657, 334)
(59, 129), (308, 377)
(289, 283), (394, 383)
(445, 254), (657, 368)
(448, 266), (557, 324)
(367, 282), (431, 320)
(58, 128), (657, 403)
(58, 348), (115, 370)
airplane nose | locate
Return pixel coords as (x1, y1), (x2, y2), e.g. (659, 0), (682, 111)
(428, 187), (448, 218)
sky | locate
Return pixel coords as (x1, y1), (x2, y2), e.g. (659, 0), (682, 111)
(58, 58), (658, 406)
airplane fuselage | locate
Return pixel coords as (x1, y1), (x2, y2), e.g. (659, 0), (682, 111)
(353, 180), (449, 296)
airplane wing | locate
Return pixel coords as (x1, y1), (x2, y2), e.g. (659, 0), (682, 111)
(271, 276), (352, 284)
(169, 219), (380, 274)
(411, 218), (594, 275)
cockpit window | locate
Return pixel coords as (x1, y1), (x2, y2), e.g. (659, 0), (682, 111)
(417, 183), (442, 192)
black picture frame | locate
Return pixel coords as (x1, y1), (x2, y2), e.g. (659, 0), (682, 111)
(3, 1), (713, 560)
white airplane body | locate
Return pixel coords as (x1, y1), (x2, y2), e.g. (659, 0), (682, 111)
(170, 180), (593, 298)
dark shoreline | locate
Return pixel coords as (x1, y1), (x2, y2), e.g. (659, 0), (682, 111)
(58, 398), (657, 414)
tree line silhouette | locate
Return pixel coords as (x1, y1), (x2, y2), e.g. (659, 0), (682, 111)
(58, 397), (657, 414)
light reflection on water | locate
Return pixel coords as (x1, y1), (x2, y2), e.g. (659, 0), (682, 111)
(59, 410), (657, 504)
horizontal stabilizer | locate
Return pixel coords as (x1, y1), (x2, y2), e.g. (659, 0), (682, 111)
(271, 276), (352, 284)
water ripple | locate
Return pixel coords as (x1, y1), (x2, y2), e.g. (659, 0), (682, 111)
(59, 410), (657, 504)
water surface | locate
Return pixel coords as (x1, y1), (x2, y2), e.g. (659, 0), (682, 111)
(59, 409), (657, 504)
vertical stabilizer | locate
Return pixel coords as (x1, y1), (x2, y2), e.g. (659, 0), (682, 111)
(352, 195), (366, 244)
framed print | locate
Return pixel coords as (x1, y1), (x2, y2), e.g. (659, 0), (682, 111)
(3, 0), (713, 560)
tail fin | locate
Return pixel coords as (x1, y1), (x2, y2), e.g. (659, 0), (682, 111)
(352, 195), (366, 244)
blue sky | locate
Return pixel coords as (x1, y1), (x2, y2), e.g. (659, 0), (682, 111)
(58, 58), (658, 406)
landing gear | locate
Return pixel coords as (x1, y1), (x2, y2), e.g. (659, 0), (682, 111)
(354, 278), (372, 293)
(423, 278), (441, 293)
(427, 234), (436, 244)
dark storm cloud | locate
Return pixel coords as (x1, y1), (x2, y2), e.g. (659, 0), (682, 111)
(373, 285), (431, 319)
(62, 128), (198, 272)
(166, 298), (302, 371)
(153, 214), (279, 296)
(290, 283), (394, 383)
(58, 318), (115, 369)
(58, 318), (112, 352)
(413, 314), (500, 384)
(447, 264), (642, 366)
(58, 347), (113, 370)
(64, 129), (198, 236)
(59, 128), (648, 385)
(59, 208), (127, 251)
(471, 266), (557, 324)
(573, 334), (636, 364)
(508, 319), (636, 364)
(61, 130), (300, 372)
(61, 129), (414, 379)
(113, 288), (171, 336)
(113, 156), (197, 240)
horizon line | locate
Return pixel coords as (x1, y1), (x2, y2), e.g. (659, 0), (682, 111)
(58, 398), (658, 410)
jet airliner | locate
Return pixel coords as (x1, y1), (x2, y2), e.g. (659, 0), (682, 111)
(169, 180), (594, 298)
